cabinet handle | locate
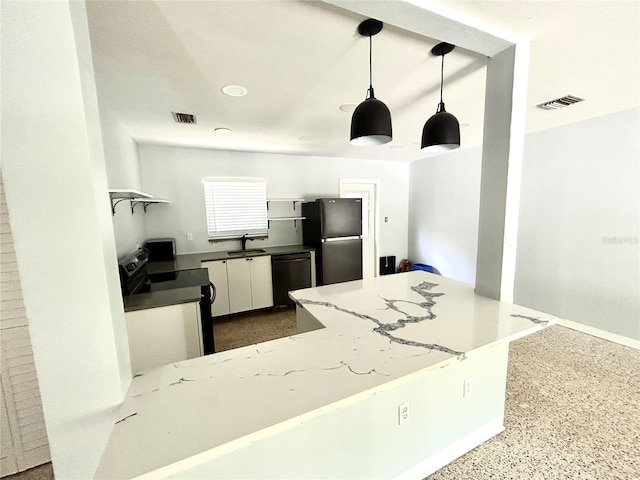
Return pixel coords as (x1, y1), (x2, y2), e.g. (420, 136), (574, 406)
(247, 257), (253, 261)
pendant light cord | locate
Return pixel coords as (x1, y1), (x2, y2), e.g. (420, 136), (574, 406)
(439, 54), (444, 104)
(368, 33), (374, 98)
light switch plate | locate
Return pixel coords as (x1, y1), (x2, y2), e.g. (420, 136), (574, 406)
(464, 378), (473, 398)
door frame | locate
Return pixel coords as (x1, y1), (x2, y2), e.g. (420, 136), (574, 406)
(339, 179), (380, 277)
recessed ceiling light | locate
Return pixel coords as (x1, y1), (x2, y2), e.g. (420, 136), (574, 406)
(222, 85), (248, 97)
(339, 104), (357, 113)
(214, 128), (232, 134)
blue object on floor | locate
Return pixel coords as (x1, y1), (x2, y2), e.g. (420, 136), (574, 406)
(411, 263), (435, 273)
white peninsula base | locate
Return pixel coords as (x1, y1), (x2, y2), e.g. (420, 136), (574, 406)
(168, 342), (509, 480)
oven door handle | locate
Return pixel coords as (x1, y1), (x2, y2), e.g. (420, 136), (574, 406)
(209, 282), (216, 304)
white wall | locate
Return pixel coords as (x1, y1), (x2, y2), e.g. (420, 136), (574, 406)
(515, 108), (640, 340)
(98, 107), (147, 258)
(137, 145), (410, 262)
(408, 147), (482, 284)
(1, 2), (130, 478)
(408, 108), (640, 340)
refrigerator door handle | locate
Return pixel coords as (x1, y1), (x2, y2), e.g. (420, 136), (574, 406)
(322, 236), (361, 242)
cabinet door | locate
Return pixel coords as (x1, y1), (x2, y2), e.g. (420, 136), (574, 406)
(125, 302), (200, 374)
(250, 255), (274, 309)
(203, 260), (230, 317)
(227, 258), (253, 314)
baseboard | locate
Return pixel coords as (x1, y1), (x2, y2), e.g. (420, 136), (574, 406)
(558, 319), (640, 350)
(394, 416), (505, 480)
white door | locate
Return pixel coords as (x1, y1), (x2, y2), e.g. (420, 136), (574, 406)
(249, 255), (274, 309)
(202, 260), (230, 316)
(227, 258), (253, 313)
(339, 180), (378, 279)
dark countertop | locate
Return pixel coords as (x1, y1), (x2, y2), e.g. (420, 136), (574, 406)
(125, 245), (315, 312)
(123, 286), (202, 312)
(147, 244), (315, 273)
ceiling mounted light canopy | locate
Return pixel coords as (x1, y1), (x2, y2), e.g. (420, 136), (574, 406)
(350, 19), (392, 146)
(421, 42), (460, 152)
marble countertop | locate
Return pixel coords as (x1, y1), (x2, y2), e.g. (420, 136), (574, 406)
(96, 271), (556, 479)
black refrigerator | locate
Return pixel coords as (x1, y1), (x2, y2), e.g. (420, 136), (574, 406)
(302, 198), (363, 285)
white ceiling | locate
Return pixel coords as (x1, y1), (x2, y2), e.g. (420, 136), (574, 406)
(86, 1), (640, 163)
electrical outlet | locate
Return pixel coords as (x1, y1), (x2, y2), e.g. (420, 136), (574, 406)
(398, 402), (410, 426)
(464, 378), (473, 398)
(186, 232), (193, 241)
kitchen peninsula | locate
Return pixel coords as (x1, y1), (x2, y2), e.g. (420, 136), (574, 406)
(96, 271), (556, 479)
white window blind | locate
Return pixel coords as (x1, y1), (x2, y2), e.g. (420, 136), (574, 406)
(203, 177), (268, 239)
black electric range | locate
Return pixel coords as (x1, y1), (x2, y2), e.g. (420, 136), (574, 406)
(118, 249), (216, 354)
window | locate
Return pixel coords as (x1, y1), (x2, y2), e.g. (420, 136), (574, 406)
(203, 177), (268, 240)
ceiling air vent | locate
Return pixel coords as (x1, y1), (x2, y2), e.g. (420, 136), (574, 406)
(172, 112), (197, 124)
(537, 95), (585, 110)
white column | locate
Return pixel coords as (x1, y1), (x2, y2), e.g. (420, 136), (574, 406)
(1, 1), (130, 478)
(475, 43), (530, 301)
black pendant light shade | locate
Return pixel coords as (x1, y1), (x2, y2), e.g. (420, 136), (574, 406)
(421, 42), (460, 152)
(421, 102), (460, 152)
(350, 89), (392, 146)
(350, 19), (392, 146)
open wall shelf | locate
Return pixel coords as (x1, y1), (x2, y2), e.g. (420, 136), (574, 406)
(266, 198), (306, 228)
(109, 190), (169, 215)
(131, 198), (170, 213)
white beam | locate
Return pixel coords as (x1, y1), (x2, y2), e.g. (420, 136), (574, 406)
(322, 0), (515, 56)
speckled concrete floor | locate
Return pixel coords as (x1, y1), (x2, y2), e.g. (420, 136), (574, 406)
(427, 325), (640, 480)
(8, 322), (638, 480)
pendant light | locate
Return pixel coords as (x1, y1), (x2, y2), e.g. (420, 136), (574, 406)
(350, 19), (392, 146)
(421, 42), (460, 152)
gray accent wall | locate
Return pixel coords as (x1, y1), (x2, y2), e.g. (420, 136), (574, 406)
(409, 108), (639, 340)
(408, 146), (482, 284)
(514, 108), (639, 339)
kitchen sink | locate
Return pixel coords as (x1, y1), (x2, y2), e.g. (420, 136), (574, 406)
(226, 249), (266, 257)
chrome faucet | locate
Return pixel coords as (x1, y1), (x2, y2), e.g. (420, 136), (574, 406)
(241, 233), (254, 251)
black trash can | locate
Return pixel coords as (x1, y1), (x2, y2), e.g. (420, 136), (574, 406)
(379, 256), (396, 275)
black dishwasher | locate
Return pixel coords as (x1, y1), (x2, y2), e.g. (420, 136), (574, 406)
(271, 252), (312, 306)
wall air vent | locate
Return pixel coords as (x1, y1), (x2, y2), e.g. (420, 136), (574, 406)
(537, 95), (585, 110)
(172, 112), (197, 124)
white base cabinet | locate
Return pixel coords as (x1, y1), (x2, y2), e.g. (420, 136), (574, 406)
(203, 255), (273, 316)
(125, 302), (202, 374)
